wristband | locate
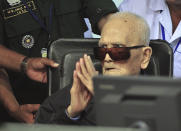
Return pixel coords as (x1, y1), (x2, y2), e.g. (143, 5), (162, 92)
(20, 57), (29, 74)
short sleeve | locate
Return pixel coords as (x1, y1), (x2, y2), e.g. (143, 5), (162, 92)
(82, 0), (118, 34)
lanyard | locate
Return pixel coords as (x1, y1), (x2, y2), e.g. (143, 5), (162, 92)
(21, 0), (53, 34)
(161, 24), (181, 54)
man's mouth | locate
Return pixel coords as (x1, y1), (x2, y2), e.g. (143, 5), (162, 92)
(105, 68), (115, 71)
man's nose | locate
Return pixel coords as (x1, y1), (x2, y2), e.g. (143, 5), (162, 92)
(104, 53), (113, 62)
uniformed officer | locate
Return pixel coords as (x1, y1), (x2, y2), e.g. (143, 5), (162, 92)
(0, 0), (118, 123)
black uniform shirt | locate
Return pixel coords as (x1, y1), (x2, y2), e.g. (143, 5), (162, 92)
(0, 0), (118, 104)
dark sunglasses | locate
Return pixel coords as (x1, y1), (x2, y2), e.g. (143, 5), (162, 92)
(94, 45), (145, 61)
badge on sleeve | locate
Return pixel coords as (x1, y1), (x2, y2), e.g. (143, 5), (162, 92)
(22, 35), (35, 49)
(7, 0), (21, 6)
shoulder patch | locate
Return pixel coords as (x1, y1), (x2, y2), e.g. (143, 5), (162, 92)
(2, 0), (36, 20)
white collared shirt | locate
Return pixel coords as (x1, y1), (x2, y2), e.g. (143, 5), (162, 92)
(119, 0), (181, 77)
(84, 0), (181, 77)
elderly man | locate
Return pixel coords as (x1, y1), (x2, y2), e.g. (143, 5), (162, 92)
(35, 12), (152, 124)
(119, 0), (181, 77)
(87, 0), (181, 77)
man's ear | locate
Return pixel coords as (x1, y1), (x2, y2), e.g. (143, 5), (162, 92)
(141, 47), (152, 69)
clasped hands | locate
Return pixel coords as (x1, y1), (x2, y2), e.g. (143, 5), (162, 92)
(67, 54), (98, 118)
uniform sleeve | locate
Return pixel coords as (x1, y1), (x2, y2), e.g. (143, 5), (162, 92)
(82, 0), (118, 34)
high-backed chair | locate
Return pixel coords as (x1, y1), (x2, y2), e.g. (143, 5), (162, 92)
(48, 39), (173, 95)
(144, 39), (173, 76)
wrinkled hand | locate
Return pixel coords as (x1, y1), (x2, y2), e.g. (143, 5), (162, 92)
(67, 54), (98, 117)
(77, 54), (98, 94)
(9, 104), (40, 123)
(26, 58), (59, 83)
(67, 63), (92, 117)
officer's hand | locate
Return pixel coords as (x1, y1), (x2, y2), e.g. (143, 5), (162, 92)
(9, 104), (40, 123)
(77, 54), (98, 94)
(67, 63), (92, 118)
(26, 58), (59, 83)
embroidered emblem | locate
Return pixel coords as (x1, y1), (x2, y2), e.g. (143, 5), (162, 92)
(7, 0), (21, 6)
(22, 35), (35, 49)
(3, 0), (36, 20)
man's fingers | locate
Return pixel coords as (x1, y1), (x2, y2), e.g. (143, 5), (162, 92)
(77, 71), (87, 87)
(33, 104), (41, 111)
(25, 104), (40, 112)
(30, 104), (40, 112)
(26, 114), (35, 124)
(72, 63), (81, 91)
(83, 89), (90, 100)
(41, 73), (47, 83)
(41, 58), (59, 68)
(26, 114), (34, 124)
(83, 54), (91, 74)
(84, 54), (98, 76)
(84, 55), (94, 75)
(73, 70), (78, 86)
(86, 93), (92, 103)
(88, 55), (96, 72)
(79, 58), (89, 79)
(29, 119), (34, 124)
(75, 62), (81, 87)
(77, 71), (93, 94)
(76, 61), (86, 88)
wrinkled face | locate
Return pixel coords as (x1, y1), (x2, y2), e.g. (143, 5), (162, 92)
(99, 19), (147, 76)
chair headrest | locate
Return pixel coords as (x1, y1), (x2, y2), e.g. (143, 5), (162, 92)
(48, 39), (173, 94)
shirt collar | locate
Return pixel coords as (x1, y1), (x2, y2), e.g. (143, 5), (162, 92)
(149, 0), (167, 12)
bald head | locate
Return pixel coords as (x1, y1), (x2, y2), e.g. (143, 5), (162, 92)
(99, 12), (152, 76)
(100, 12), (150, 47)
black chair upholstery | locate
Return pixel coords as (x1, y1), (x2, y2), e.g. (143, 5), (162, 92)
(144, 39), (173, 76)
(48, 38), (173, 95)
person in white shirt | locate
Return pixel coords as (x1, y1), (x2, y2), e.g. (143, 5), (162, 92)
(85, 0), (181, 77)
(119, 0), (181, 77)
